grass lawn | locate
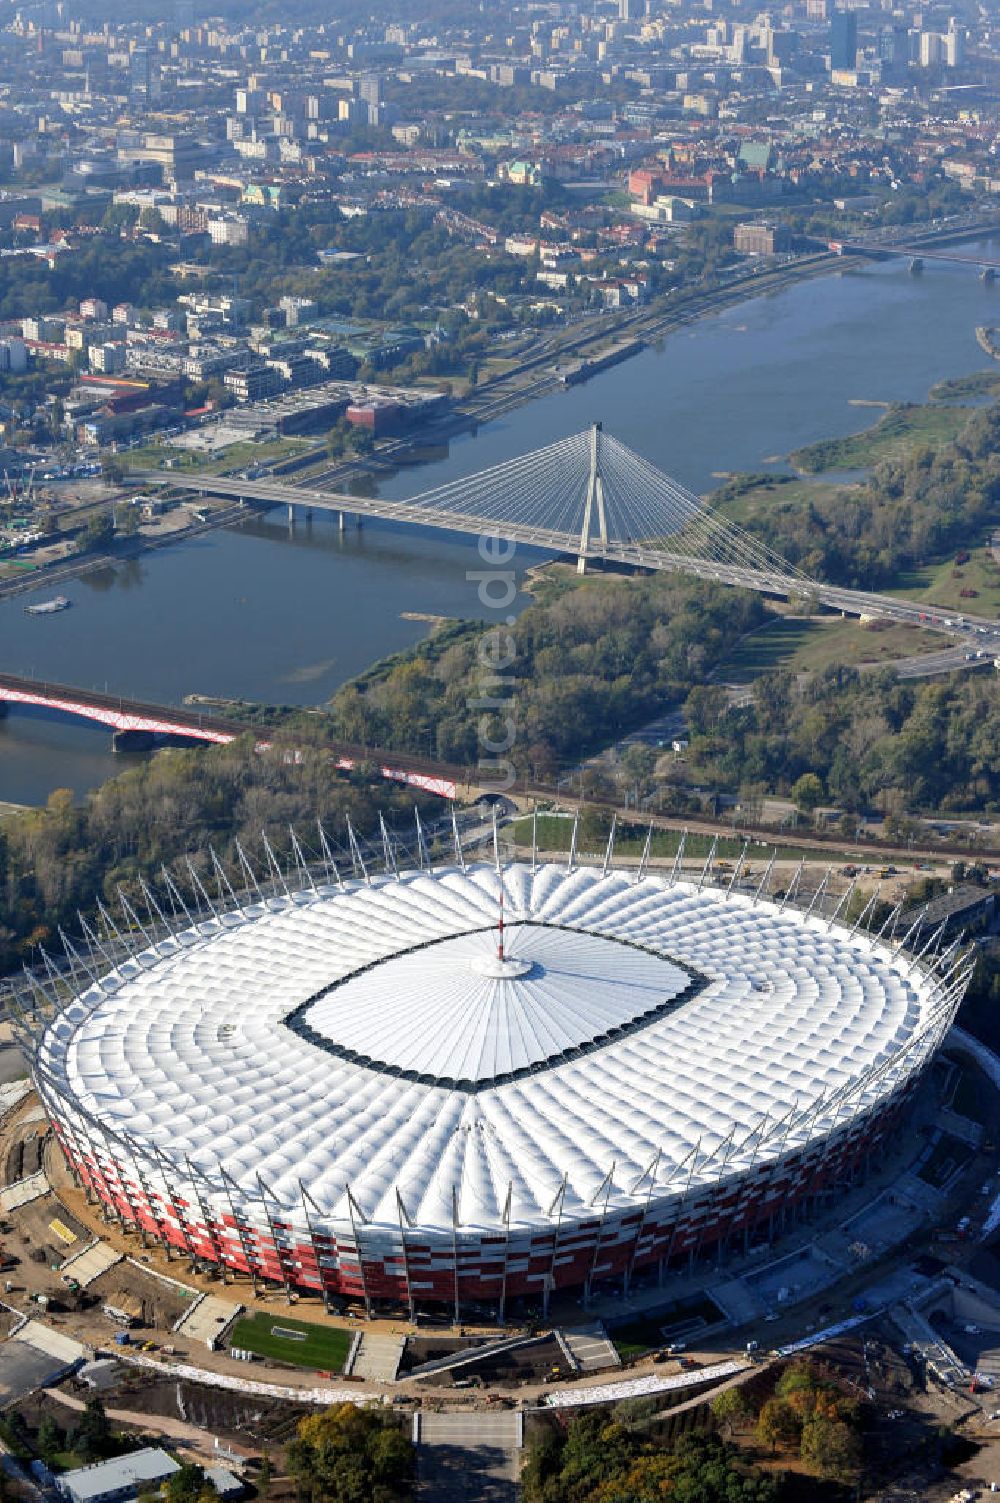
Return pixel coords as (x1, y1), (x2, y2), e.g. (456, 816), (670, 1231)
(509, 814), (855, 866)
(711, 474), (847, 528)
(512, 815), (756, 861)
(885, 546), (1000, 620)
(788, 403), (972, 473)
(123, 436), (316, 475)
(716, 616), (948, 680)
(48, 1451), (89, 1473)
(228, 1312), (352, 1372)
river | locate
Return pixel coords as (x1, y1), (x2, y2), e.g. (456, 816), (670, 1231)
(3, 239), (1000, 806)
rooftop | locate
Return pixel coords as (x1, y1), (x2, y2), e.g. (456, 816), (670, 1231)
(59, 1449), (179, 1503)
(39, 864), (947, 1238)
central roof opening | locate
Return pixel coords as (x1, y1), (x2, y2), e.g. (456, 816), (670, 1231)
(283, 922), (707, 1092)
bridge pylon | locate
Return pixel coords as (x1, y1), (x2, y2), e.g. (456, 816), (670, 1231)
(577, 422), (609, 574)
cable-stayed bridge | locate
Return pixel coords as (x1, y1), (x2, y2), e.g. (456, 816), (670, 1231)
(133, 425), (1000, 637)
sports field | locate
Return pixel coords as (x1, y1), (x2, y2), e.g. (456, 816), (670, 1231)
(228, 1311), (352, 1371)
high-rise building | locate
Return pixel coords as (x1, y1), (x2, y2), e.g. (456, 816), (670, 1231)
(359, 73), (383, 108)
(830, 10), (857, 69)
(130, 45), (153, 105)
(945, 16), (964, 67)
(919, 29), (942, 66)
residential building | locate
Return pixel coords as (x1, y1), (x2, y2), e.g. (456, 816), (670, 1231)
(224, 363), (283, 402)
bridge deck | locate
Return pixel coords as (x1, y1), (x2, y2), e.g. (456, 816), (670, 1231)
(131, 470), (1000, 639)
(0, 673), (466, 799)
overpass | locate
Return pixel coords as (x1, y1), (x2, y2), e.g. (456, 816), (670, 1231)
(131, 426), (1000, 642)
(0, 674), (462, 799)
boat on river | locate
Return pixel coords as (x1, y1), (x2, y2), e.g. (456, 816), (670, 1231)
(24, 595), (71, 616)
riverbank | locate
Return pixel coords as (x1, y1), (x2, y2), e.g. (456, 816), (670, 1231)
(788, 400), (974, 472)
(6, 221), (998, 612)
(0, 256), (846, 606)
(0, 498), (260, 602)
(5, 222), (1000, 806)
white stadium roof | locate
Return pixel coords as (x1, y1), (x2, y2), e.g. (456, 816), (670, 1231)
(38, 863), (946, 1237)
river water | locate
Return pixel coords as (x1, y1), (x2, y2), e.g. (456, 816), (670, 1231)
(3, 239), (1000, 806)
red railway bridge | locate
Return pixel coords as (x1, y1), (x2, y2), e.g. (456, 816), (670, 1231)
(0, 673), (461, 800)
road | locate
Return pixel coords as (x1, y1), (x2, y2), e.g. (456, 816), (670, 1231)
(870, 645), (996, 679)
(42, 1387), (256, 1458)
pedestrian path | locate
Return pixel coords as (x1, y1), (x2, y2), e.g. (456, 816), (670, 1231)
(351, 1332), (405, 1383)
(416, 1410), (520, 1503)
(560, 1323), (619, 1373)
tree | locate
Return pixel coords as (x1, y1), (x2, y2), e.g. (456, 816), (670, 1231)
(755, 1397), (800, 1455)
(37, 1414), (63, 1463)
(75, 512), (115, 555)
(711, 1385), (750, 1436)
(791, 771), (824, 813)
(800, 1413), (861, 1481)
(72, 1397), (113, 1462)
(521, 1422), (777, 1503)
(165, 1464), (210, 1503)
(102, 203), (139, 235)
(138, 207), (167, 237)
(285, 1403), (413, 1503)
(114, 502), (140, 537)
(684, 684), (729, 737)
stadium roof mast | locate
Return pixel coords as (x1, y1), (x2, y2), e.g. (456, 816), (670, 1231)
(577, 422), (608, 574)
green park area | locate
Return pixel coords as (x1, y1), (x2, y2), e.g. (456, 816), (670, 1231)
(715, 614), (948, 680)
(123, 435), (317, 475)
(928, 369), (1000, 403)
(228, 1312), (352, 1372)
(788, 401), (973, 473)
(712, 473), (844, 529)
(510, 814), (850, 865)
(887, 547), (1000, 618)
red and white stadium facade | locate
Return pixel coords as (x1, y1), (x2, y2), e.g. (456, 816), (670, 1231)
(27, 860), (967, 1318)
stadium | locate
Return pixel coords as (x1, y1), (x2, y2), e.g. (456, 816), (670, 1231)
(25, 855), (967, 1321)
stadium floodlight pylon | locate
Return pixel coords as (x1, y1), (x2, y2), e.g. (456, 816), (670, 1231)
(402, 421), (812, 584)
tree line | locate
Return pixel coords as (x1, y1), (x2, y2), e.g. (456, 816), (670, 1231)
(326, 574), (766, 781)
(522, 1410), (778, 1503)
(682, 666), (1000, 816)
(718, 402), (1000, 591)
(0, 738), (434, 978)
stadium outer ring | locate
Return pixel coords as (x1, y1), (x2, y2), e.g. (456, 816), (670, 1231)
(26, 860), (966, 1321)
